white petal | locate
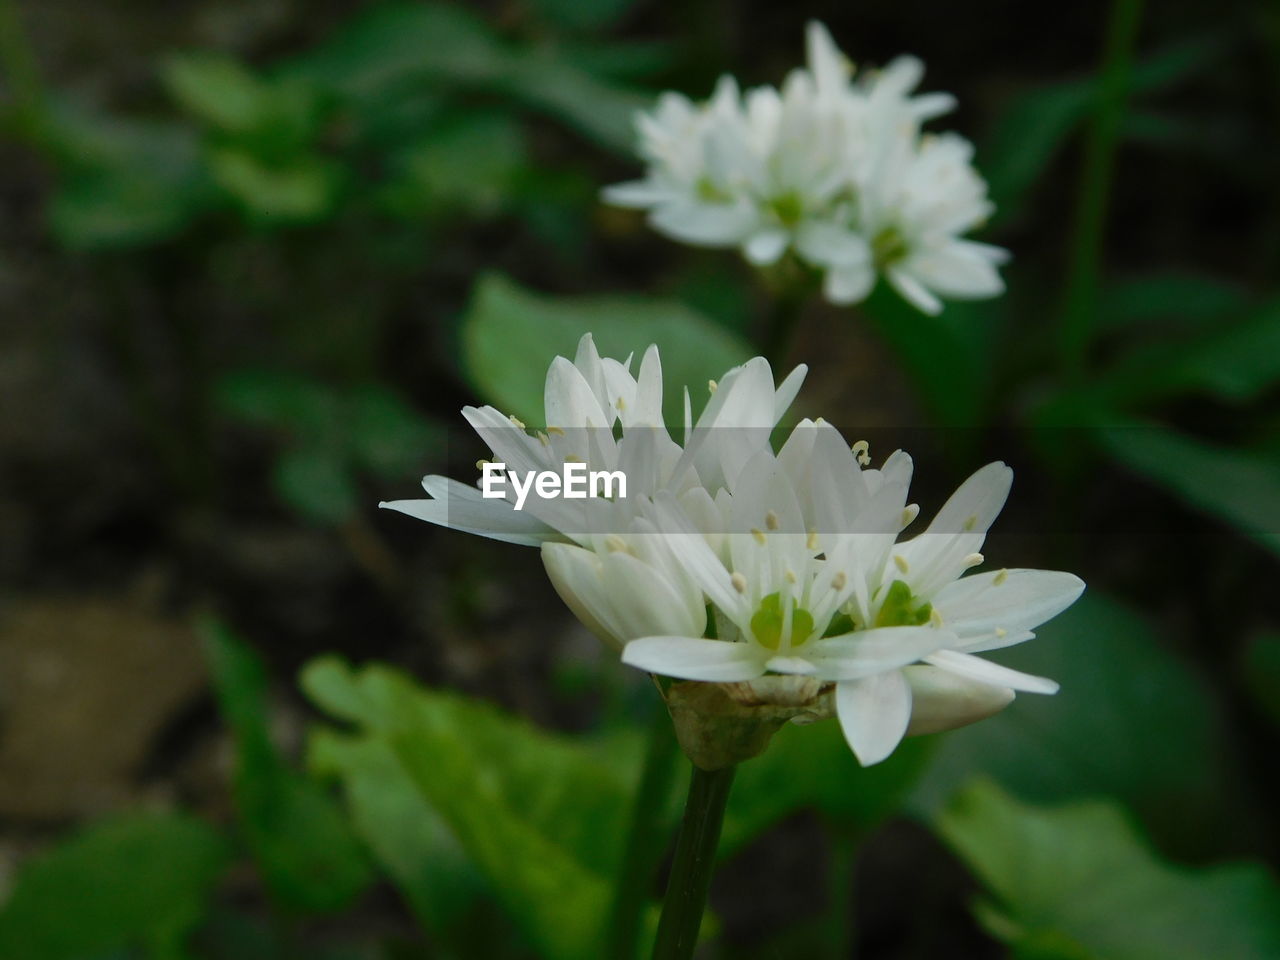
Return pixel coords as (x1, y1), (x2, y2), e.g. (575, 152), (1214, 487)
(622, 636), (766, 681)
(795, 221), (869, 268)
(743, 229), (790, 265)
(902, 664), (1014, 735)
(907, 244), (1005, 299)
(805, 625), (949, 680)
(541, 543), (619, 647)
(934, 569), (1085, 645)
(926, 649), (1059, 694)
(381, 477), (557, 546)
(765, 655), (820, 675)
(651, 200), (757, 246)
(835, 671), (913, 765)
(602, 179), (670, 208)
(824, 262), (875, 305)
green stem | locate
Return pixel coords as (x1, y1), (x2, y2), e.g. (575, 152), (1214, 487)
(0, 0), (48, 141)
(606, 705), (681, 960)
(1058, 0), (1144, 383)
(652, 763), (735, 960)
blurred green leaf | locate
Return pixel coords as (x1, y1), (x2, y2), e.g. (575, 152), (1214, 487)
(195, 909), (386, 960)
(383, 111), (527, 218)
(44, 108), (213, 249)
(301, 657), (658, 960)
(723, 722), (932, 857)
(209, 149), (344, 223)
(0, 814), (229, 960)
(163, 54), (270, 135)
(203, 621), (373, 912)
(347, 383), (441, 479)
(1240, 632), (1280, 729)
(861, 283), (997, 428)
(216, 369), (343, 444)
(559, 38), (676, 81)
(985, 38), (1223, 223)
(1090, 300), (1280, 407)
(462, 272), (752, 427)
(530, 0), (636, 32)
(937, 780), (1280, 960)
(1099, 424), (1280, 559)
(912, 592), (1241, 856)
(1098, 271), (1250, 334)
(274, 446), (360, 526)
(504, 50), (649, 153)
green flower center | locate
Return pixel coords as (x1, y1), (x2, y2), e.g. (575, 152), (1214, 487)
(874, 579), (933, 628)
(871, 226), (909, 267)
(696, 176), (733, 204)
(768, 191), (805, 227)
(750, 592), (815, 650)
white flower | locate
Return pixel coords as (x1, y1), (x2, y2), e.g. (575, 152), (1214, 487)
(603, 21), (1007, 314)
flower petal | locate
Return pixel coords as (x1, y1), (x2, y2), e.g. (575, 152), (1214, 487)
(805, 625), (949, 680)
(926, 649), (1059, 694)
(933, 569), (1085, 648)
(835, 671), (913, 765)
(902, 664), (1014, 735)
(622, 636), (766, 681)
(381, 477), (557, 546)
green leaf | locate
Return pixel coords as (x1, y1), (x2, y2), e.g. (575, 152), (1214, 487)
(202, 621), (373, 913)
(163, 54), (271, 135)
(985, 38), (1222, 223)
(273, 447), (359, 526)
(461, 272), (752, 427)
(911, 592), (1242, 856)
(44, 108), (213, 249)
(346, 383), (441, 479)
(1098, 271), (1250, 334)
(0, 813), (229, 959)
(215, 369), (343, 444)
(1090, 300), (1280, 407)
(382, 112), (527, 218)
(301, 657), (658, 960)
(209, 149), (344, 223)
(722, 721), (932, 857)
(1098, 423), (1280, 559)
(937, 780), (1280, 960)
(530, 0), (637, 32)
(1240, 632), (1280, 730)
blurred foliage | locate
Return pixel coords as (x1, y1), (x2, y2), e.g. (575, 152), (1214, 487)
(939, 781), (1280, 960)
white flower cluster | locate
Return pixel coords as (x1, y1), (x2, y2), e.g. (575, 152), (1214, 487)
(385, 336), (1081, 765)
(604, 22), (1008, 315)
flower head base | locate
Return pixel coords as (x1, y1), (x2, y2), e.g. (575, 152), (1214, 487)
(604, 22), (1007, 314)
(385, 336), (1083, 767)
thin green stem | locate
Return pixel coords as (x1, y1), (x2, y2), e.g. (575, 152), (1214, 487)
(1058, 0), (1144, 383)
(0, 0), (48, 141)
(606, 704), (681, 960)
(652, 763), (735, 960)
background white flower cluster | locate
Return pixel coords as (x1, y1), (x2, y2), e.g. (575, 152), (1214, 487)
(605, 22), (1009, 314)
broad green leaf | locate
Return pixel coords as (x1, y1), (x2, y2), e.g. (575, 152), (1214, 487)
(937, 781), (1280, 960)
(530, 0), (637, 32)
(43, 108), (212, 249)
(209, 149), (344, 223)
(1099, 424), (1280, 559)
(1098, 271), (1249, 334)
(346, 384), (441, 479)
(911, 592), (1241, 856)
(203, 621), (373, 913)
(273, 448), (359, 525)
(1240, 632), (1280, 729)
(301, 657), (659, 960)
(985, 38), (1222, 223)
(503, 51), (650, 153)
(215, 369), (344, 445)
(383, 112), (527, 218)
(722, 721), (932, 857)
(461, 272), (752, 427)
(860, 283), (999, 428)
(163, 54), (270, 135)
(0, 813), (229, 960)
(1090, 300), (1280, 407)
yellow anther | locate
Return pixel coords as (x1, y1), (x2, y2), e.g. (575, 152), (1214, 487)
(851, 440), (871, 466)
(605, 535), (629, 553)
(536, 431), (550, 446)
(509, 415), (526, 429)
(707, 379), (718, 394)
(893, 555), (910, 574)
(565, 454), (584, 463)
(615, 396), (626, 411)
(963, 552), (984, 568)
(476, 459), (490, 471)
(993, 568), (1009, 586)
(901, 504), (920, 527)
(731, 571), (748, 594)
(784, 569), (798, 585)
(765, 510), (780, 531)
(546, 426), (566, 436)
(962, 514), (978, 532)
(831, 571), (847, 591)
(995, 627), (1008, 638)
(751, 528), (767, 545)
(806, 528), (819, 551)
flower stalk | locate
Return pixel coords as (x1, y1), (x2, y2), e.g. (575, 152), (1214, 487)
(652, 763), (736, 960)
